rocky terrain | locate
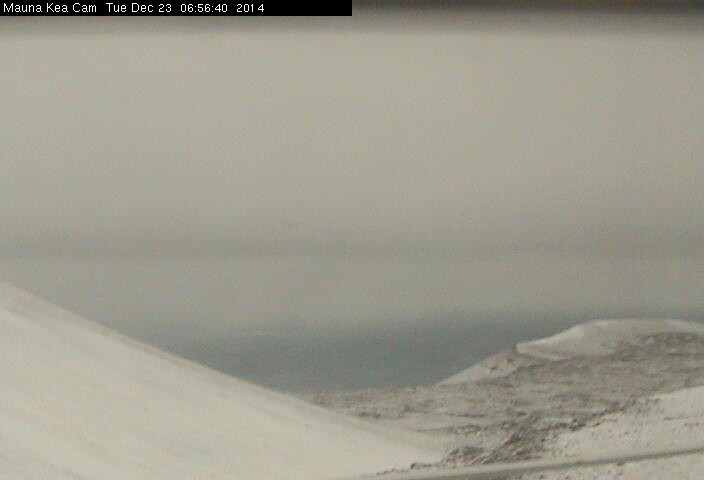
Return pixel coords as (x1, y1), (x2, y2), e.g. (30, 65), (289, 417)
(303, 321), (704, 475)
(519, 384), (704, 480)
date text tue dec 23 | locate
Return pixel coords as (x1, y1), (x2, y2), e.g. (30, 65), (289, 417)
(105, 2), (260, 13)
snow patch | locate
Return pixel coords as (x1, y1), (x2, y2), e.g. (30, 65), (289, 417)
(521, 385), (704, 480)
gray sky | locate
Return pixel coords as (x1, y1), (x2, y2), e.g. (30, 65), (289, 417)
(1, 14), (704, 388)
(2, 14), (703, 258)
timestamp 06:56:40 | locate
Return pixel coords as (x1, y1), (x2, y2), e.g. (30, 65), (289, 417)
(178, 3), (264, 13)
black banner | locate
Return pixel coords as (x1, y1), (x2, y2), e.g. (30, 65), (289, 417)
(0, 0), (351, 15)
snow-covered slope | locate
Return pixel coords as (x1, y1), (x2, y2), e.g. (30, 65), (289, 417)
(440, 319), (704, 385)
(517, 318), (704, 360)
(0, 282), (439, 480)
(439, 346), (542, 385)
(520, 385), (704, 480)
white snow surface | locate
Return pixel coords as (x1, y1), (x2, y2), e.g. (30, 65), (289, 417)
(0, 282), (439, 480)
(516, 318), (704, 360)
(441, 318), (704, 384)
(520, 385), (704, 480)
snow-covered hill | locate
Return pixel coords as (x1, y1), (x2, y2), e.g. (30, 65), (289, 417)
(0, 282), (439, 480)
(440, 319), (704, 385)
(517, 319), (704, 360)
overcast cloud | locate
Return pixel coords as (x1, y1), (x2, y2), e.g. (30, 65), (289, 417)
(1, 14), (702, 258)
(1, 14), (703, 388)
